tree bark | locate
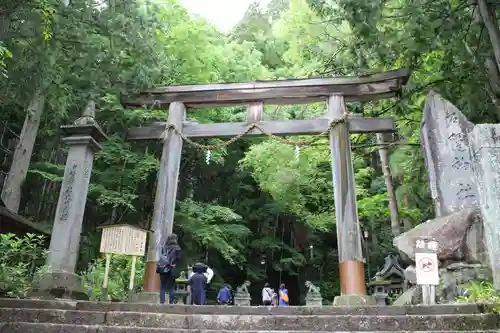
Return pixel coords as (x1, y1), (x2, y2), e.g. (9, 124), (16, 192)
(376, 133), (401, 237)
(401, 196), (413, 231)
(1, 90), (46, 213)
(477, 0), (500, 73)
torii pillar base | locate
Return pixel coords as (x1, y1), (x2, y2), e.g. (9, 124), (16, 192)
(333, 294), (376, 306)
(333, 260), (375, 306)
(131, 233), (161, 303)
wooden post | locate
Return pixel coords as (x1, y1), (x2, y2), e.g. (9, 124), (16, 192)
(142, 101), (186, 294)
(102, 253), (111, 301)
(128, 255), (137, 300)
(328, 95), (366, 296)
(247, 102), (264, 123)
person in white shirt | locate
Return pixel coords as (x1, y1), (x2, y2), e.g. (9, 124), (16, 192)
(262, 283), (273, 306)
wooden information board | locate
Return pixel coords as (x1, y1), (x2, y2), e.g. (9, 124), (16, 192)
(98, 224), (148, 300)
(99, 224), (147, 256)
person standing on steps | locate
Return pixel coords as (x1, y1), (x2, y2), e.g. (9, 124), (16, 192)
(262, 283), (273, 306)
(217, 283), (232, 305)
(271, 289), (278, 307)
(279, 283), (289, 306)
(189, 263), (208, 305)
(156, 233), (182, 305)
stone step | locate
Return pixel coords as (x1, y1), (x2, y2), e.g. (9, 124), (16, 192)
(1, 323), (499, 333)
(0, 309), (498, 331)
(0, 299), (493, 316)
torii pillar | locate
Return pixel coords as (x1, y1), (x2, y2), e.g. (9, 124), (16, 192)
(328, 95), (375, 306)
(134, 102), (185, 303)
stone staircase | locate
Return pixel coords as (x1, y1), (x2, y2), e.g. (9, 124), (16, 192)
(0, 299), (498, 333)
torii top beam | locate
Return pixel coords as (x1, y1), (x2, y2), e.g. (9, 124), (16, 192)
(122, 68), (411, 109)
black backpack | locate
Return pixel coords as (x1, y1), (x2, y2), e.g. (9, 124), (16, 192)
(156, 246), (175, 274)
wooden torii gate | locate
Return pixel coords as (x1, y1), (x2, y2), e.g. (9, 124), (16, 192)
(123, 68), (411, 303)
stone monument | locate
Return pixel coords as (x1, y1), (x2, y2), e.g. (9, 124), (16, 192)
(469, 124), (500, 288)
(234, 280), (251, 306)
(394, 92), (500, 303)
(420, 91), (478, 216)
(31, 101), (106, 299)
(304, 281), (322, 307)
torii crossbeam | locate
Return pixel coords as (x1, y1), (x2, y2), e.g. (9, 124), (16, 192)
(122, 68), (411, 305)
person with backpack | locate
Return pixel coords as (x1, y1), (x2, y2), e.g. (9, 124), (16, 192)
(156, 233), (182, 305)
(217, 283), (232, 305)
(279, 283), (289, 306)
(261, 283), (273, 306)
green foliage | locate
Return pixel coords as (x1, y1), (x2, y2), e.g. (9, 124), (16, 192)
(176, 199), (251, 267)
(82, 255), (145, 302)
(0, 234), (48, 298)
(0, 42), (12, 78)
(455, 280), (500, 312)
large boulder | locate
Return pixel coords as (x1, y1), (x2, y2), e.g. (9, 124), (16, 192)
(393, 208), (487, 264)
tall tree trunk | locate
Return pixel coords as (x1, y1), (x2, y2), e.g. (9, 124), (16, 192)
(477, 0), (500, 73)
(1, 90), (46, 213)
(401, 196), (413, 232)
(376, 133), (401, 237)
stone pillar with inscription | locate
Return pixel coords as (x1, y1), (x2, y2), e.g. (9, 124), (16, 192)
(31, 101), (106, 299)
(421, 92), (479, 217)
(469, 124), (500, 289)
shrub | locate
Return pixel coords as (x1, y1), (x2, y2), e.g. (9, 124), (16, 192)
(82, 254), (145, 301)
(0, 233), (48, 298)
(455, 280), (500, 312)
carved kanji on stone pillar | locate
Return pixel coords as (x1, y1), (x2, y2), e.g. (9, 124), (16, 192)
(31, 101), (106, 299)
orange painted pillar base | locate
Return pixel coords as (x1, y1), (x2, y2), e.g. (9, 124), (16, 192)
(339, 260), (367, 295)
(134, 232), (161, 303)
(143, 261), (160, 292)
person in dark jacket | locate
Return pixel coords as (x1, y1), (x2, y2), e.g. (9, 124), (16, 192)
(189, 263), (208, 305)
(157, 233), (182, 305)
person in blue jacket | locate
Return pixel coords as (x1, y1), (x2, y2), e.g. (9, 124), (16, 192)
(217, 283), (232, 305)
(279, 283), (289, 306)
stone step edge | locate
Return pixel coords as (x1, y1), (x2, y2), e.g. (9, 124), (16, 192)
(4, 308), (498, 318)
(0, 298), (493, 315)
(3, 309), (498, 331)
(1, 323), (498, 333)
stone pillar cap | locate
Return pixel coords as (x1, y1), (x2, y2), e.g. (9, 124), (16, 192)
(60, 100), (107, 142)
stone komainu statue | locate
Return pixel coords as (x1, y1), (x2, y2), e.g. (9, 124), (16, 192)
(236, 280), (251, 294)
(305, 280), (320, 293)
